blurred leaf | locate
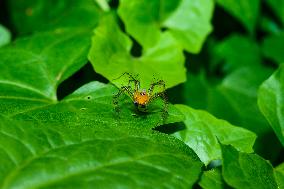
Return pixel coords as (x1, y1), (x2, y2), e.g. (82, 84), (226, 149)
(0, 25), (11, 47)
(221, 145), (278, 189)
(212, 35), (261, 72)
(217, 67), (273, 135)
(266, 0), (284, 25)
(88, 14), (186, 89)
(258, 64), (284, 146)
(173, 104), (256, 165)
(118, 0), (214, 53)
(7, 0), (102, 34)
(0, 116), (202, 189)
(199, 167), (227, 189)
(262, 32), (284, 64)
(260, 16), (281, 34)
(216, 0), (260, 34)
(275, 162), (284, 189)
(183, 73), (209, 109)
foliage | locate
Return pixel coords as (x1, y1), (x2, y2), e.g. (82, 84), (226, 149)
(0, 0), (283, 188)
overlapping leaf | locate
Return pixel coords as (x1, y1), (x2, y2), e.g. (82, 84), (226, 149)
(88, 14), (186, 89)
(118, 0), (214, 53)
(173, 104), (256, 165)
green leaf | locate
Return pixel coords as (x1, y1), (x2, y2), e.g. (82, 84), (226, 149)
(0, 25), (11, 47)
(262, 32), (284, 64)
(275, 162), (284, 189)
(118, 0), (214, 53)
(7, 0), (102, 34)
(266, 0), (284, 25)
(216, 0), (260, 34)
(88, 14), (186, 89)
(0, 29), (92, 114)
(258, 64), (284, 146)
(0, 116), (202, 189)
(198, 167), (227, 189)
(173, 104), (256, 165)
(221, 145), (278, 189)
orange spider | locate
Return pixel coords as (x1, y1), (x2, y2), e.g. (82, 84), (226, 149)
(113, 72), (168, 119)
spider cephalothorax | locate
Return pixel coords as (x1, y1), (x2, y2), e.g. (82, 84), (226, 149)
(113, 72), (168, 119)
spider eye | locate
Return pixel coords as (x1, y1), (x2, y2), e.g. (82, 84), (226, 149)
(134, 102), (138, 107)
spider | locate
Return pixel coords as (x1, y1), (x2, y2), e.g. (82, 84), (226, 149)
(113, 72), (168, 121)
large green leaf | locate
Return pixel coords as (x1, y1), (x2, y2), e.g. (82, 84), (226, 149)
(173, 105), (256, 165)
(216, 0), (260, 34)
(275, 162), (284, 189)
(262, 32), (284, 64)
(258, 65), (284, 146)
(7, 0), (102, 34)
(118, 0), (214, 53)
(266, 0), (284, 25)
(0, 116), (202, 189)
(0, 27), (191, 187)
(88, 14), (186, 89)
(221, 145), (278, 189)
(0, 25), (11, 47)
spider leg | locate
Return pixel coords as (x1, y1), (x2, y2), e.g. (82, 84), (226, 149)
(148, 80), (165, 96)
(113, 86), (133, 113)
(150, 91), (168, 120)
(114, 72), (140, 91)
(148, 80), (168, 123)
